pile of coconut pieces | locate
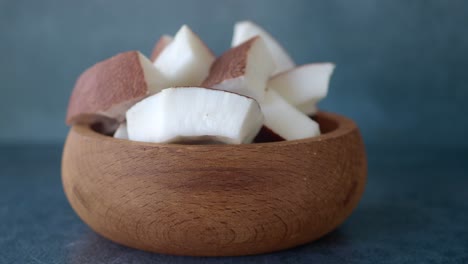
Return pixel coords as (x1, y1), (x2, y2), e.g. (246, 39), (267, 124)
(66, 21), (335, 144)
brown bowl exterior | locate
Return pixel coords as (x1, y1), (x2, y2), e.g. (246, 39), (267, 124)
(62, 112), (367, 256)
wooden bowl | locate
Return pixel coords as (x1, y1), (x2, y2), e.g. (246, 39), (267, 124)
(62, 112), (366, 256)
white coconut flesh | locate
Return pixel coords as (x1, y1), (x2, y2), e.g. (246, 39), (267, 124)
(126, 87), (264, 144)
(261, 89), (320, 140)
(269, 63), (335, 114)
(153, 25), (215, 87)
(232, 20), (295, 74)
(113, 123), (128, 139)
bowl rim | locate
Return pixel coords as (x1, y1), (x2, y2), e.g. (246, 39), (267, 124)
(69, 111), (358, 149)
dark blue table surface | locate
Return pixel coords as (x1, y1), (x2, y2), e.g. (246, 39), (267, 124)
(0, 144), (467, 264)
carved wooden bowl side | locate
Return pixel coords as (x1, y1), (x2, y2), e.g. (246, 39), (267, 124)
(62, 112), (367, 256)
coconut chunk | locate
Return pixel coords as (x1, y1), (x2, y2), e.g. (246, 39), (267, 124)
(150, 35), (173, 62)
(113, 123), (128, 139)
(202, 37), (274, 102)
(126, 87), (263, 144)
(153, 25), (215, 87)
(66, 51), (167, 126)
(269, 63), (335, 114)
(260, 89), (320, 140)
(232, 21), (295, 74)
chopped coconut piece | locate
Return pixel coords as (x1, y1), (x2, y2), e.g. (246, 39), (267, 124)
(153, 25), (215, 87)
(269, 63), (335, 114)
(113, 123), (128, 139)
(66, 51), (167, 125)
(261, 89), (320, 140)
(126, 87), (263, 144)
(297, 103), (319, 116)
(232, 20), (295, 74)
(150, 35), (173, 62)
(202, 37), (274, 102)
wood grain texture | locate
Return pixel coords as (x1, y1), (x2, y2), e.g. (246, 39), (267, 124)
(62, 112), (367, 256)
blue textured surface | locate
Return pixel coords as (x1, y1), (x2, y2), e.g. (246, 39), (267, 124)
(1, 0), (468, 146)
(1, 144), (467, 263)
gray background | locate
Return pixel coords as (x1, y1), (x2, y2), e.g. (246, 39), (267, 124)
(1, 0), (467, 146)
